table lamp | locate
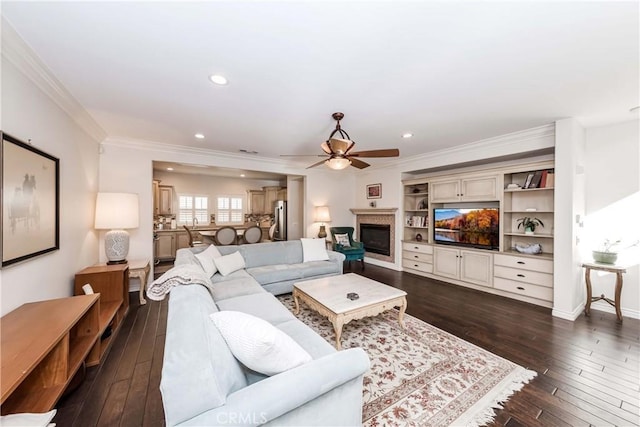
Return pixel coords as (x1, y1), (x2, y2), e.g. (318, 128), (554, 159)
(95, 192), (139, 264)
(314, 206), (331, 239)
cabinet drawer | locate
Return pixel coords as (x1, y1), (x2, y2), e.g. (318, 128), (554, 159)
(403, 251), (433, 264)
(494, 277), (552, 301)
(402, 242), (433, 254)
(494, 254), (553, 273)
(402, 259), (433, 274)
(494, 266), (553, 287)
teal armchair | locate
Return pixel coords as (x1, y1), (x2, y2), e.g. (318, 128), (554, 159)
(329, 227), (365, 270)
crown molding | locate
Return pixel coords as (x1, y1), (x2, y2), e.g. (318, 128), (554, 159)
(396, 123), (556, 169)
(1, 17), (107, 142)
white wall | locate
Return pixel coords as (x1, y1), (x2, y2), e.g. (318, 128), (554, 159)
(1, 51), (101, 315)
(583, 119), (639, 318)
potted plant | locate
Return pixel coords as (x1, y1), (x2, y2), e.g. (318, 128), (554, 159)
(592, 239), (621, 264)
(516, 217), (544, 235)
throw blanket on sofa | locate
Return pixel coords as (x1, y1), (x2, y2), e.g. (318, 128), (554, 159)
(147, 264), (212, 301)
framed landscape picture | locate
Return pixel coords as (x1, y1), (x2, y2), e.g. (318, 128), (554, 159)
(1, 132), (60, 267)
(367, 183), (382, 199)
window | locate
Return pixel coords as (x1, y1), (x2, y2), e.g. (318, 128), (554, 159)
(178, 195), (209, 225)
(217, 195), (244, 224)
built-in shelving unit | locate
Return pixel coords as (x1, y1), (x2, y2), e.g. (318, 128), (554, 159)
(403, 181), (429, 242)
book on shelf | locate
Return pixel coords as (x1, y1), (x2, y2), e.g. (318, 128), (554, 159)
(540, 170), (548, 188)
(528, 170), (543, 188)
(406, 215), (428, 227)
(546, 171), (555, 188)
(523, 172), (535, 189)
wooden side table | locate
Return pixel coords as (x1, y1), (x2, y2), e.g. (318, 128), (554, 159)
(582, 262), (627, 323)
(129, 259), (151, 305)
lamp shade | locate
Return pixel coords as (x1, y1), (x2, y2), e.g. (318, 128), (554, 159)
(95, 192), (139, 230)
(314, 206), (331, 223)
(325, 157), (351, 170)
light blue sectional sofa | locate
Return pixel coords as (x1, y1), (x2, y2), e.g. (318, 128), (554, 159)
(160, 241), (370, 426)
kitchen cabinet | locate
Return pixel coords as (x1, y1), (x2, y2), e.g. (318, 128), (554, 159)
(158, 185), (174, 215)
(277, 188), (287, 201)
(263, 186), (281, 214)
(248, 190), (266, 214)
(176, 231), (191, 250)
(155, 233), (175, 261)
(430, 175), (498, 203)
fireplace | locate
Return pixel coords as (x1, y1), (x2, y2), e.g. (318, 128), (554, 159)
(360, 223), (391, 256)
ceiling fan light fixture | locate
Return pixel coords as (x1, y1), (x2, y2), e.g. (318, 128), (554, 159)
(325, 157), (351, 170)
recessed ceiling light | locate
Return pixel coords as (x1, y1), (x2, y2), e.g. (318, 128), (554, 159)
(209, 74), (228, 85)
(240, 174), (246, 178)
(167, 167), (174, 171)
(194, 133), (205, 139)
(402, 133), (413, 139)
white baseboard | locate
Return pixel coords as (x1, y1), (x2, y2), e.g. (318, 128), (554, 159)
(552, 303), (585, 321)
(589, 301), (640, 320)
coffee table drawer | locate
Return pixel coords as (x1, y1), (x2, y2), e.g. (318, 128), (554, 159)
(402, 259), (433, 274)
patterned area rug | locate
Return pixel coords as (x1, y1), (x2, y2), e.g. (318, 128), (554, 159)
(278, 295), (536, 427)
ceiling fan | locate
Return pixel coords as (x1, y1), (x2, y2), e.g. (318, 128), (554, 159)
(281, 112), (399, 170)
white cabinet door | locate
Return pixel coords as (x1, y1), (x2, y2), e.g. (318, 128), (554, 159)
(460, 176), (498, 201)
(460, 250), (493, 287)
(159, 186), (174, 215)
(431, 176), (498, 202)
(430, 180), (460, 202)
(433, 246), (460, 279)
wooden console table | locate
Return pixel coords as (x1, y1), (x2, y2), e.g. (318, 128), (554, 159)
(582, 262), (626, 323)
(0, 295), (100, 415)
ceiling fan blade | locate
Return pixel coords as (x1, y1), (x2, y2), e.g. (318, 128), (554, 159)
(349, 158), (370, 169)
(349, 148), (399, 158)
(327, 138), (351, 155)
(320, 142), (332, 154)
(280, 155), (326, 158)
(306, 159), (328, 169)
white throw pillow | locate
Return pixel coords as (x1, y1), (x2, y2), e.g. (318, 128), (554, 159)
(301, 238), (329, 262)
(334, 233), (351, 247)
(210, 311), (312, 376)
(214, 251), (246, 276)
(195, 245), (222, 277)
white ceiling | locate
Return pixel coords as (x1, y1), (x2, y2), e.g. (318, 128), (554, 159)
(3, 1), (638, 166)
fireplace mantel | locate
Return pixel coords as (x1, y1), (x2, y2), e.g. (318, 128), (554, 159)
(350, 208), (398, 215)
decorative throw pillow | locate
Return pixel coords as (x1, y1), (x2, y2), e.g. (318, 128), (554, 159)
(210, 311), (312, 376)
(213, 251), (246, 276)
(334, 233), (351, 247)
(195, 245), (222, 277)
(301, 238), (329, 262)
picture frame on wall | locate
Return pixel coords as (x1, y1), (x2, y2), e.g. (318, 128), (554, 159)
(1, 132), (60, 267)
(366, 183), (382, 199)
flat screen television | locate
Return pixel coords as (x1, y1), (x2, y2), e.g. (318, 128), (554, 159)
(433, 208), (499, 250)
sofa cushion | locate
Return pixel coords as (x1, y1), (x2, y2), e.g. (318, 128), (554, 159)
(246, 264), (303, 286)
(160, 285), (247, 426)
(296, 260), (341, 279)
(210, 277), (266, 302)
(218, 241), (303, 268)
(334, 233), (351, 247)
(211, 311), (312, 376)
(276, 319), (336, 359)
(210, 268), (252, 284)
(216, 293), (296, 325)
(301, 238), (329, 263)
(195, 245), (222, 277)
(215, 251), (246, 276)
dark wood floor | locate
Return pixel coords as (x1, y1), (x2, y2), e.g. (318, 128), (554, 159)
(54, 263), (640, 426)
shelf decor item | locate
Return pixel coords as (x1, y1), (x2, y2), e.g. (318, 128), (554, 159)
(516, 217), (544, 235)
(1, 132), (60, 267)
(592, 239), (621, 264)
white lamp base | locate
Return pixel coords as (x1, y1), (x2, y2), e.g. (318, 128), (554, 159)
(105, 229), (130, 264)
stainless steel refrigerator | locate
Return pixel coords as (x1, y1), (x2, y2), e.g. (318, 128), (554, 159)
(273, 200), (287, 241)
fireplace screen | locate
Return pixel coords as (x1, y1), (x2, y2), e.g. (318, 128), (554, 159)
(360, 223), (391, 256)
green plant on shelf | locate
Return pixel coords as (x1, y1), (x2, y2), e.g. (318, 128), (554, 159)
(516, 217), (544, 234)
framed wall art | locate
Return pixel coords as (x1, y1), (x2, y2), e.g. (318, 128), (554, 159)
(366, 183), (382, 199)
(1, 132), (60, 267)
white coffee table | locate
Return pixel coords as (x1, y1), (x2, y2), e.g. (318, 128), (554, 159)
(293, 273), (407, 350)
